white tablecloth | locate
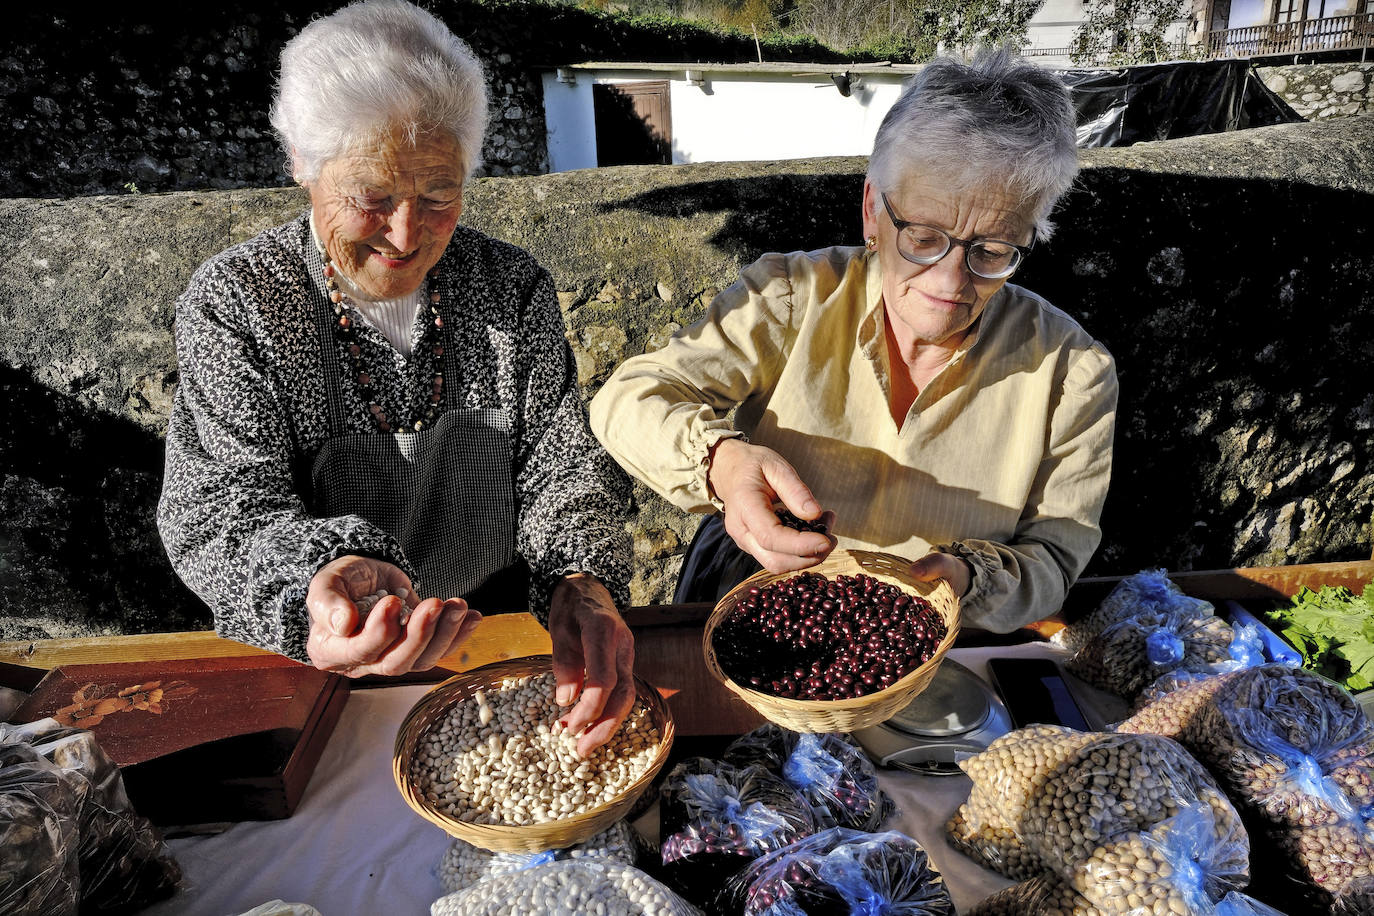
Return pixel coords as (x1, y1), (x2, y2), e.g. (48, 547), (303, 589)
(144, 644), (1124, 916)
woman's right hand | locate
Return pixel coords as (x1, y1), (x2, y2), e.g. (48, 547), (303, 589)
(305, 555), (481, 677)
(707, 438), (836, 573)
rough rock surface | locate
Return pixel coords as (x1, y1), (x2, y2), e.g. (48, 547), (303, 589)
(0, 1), (845, 199)
(2, 5), (1370, 200)
(1258, 62), (1374, 121)
(2, 115), (1371, 641)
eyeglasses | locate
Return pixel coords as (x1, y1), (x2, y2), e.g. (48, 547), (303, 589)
(881, 193), (1034, 280)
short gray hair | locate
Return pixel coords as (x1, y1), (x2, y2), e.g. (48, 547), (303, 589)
(868, 47), (1078, 239)
(270, 0), (489, 183)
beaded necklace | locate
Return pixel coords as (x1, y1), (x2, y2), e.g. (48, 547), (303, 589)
(320, 249), (446, 433)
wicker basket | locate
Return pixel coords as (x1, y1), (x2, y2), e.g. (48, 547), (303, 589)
(393, 655), (675, 852)
(702, 549), (960, 733)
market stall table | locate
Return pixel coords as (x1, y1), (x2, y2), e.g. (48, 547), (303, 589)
(2, 559), (1369, 914)
(137, 642), (1103, 916)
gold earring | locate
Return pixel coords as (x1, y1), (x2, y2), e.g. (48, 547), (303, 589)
(864, 235), (878, 251)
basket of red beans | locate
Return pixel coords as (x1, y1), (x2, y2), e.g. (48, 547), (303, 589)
(704, 550), (960, 733)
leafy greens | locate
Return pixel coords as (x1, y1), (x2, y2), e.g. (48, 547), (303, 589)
(1262, 583), (1374, 692)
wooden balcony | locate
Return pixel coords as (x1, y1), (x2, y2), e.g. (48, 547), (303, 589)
(1207, 12), (1374, 60)
(1019, 13), (1373, 64)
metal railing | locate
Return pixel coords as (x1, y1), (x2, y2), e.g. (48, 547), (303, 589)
(1019, 13), (1373, 64)
(1207, 12), (1374, 60)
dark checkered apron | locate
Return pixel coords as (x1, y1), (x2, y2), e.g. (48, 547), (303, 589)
(305, 254), (523, 605)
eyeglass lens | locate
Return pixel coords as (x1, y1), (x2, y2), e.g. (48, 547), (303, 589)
(898, 225), (1020, 279)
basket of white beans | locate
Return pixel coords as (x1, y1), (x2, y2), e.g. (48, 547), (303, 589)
(430, 860), (701, 916)
(394, 656), (674, 852)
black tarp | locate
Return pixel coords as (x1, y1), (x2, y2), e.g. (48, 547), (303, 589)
(1055, 58), (1305, 147)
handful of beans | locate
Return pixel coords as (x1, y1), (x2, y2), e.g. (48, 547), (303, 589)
(774, 508), (829, 534)
(713, 571), (946, 701)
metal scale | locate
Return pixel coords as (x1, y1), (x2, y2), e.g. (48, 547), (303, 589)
(849, 658), (1013, 776)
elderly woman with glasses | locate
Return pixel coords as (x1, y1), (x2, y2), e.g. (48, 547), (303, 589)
(157, 0), (633, 753)
(590, 49), (1117, 632)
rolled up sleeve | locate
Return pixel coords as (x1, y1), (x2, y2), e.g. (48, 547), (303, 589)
(589, 254), (797, 513)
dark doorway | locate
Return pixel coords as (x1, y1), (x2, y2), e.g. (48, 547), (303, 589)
(593, 81), (672, 166)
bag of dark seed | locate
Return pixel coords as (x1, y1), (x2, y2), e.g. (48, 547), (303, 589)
(726, 827), (953, 916)
(1054, 568), (1215, 654)
(659, 758), (818, 910)
(0, 740), (81, 915)
(1, 720), (183, 913)
(723, 725), (894, 831)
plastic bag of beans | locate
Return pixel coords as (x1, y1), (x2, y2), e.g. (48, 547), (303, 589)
(1055, 569), (1215, 654)
(1066, 605), (1235, 701)
(726, 826), (954, 916)
(658, 758), (818, 909)
(723, 724), (895, 831)
(1331, 875), (1374, 916)
(1247, 818), (1374, 914)
(1120, 665), (1374, 828)
(0, 740), (81, 915)
(3, 719), (182, 913)
(968, 873), (1288, 916)
(1133, 623), (1268, 708)
(954, 726), (1249, 912)
(437, 819), (638, 894)
(1070, 803), (1251, 915)
(430, 859), (701, 916)
(1120, 664), (1374, 905)
(944, 801), (1043, 881)
(1114, 669), (1241, 741)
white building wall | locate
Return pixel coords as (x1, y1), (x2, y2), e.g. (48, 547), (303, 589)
(542, 69), (911, 172)
(1025, 0), (1088, 50)
(667, 74), (908, 164)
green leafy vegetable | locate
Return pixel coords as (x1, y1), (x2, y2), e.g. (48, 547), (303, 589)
(1263, 583), (1374, 693)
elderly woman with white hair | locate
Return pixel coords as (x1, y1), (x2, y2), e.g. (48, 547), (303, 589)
(591, 49), (1117, 631)
(158, 0), (633, 753)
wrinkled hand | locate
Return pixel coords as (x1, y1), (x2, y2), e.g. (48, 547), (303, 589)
(708, 437), (836, 573)
(305, 555), (481, 677)
(909, 551), (973, 599)
(548, 573), (635, 757)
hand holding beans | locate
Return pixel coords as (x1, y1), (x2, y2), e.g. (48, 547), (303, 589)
(305, 555), (481, 678)
(549, 573), (636, 757)
(707, 438), (836, 573)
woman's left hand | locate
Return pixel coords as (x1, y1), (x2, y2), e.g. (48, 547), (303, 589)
(548, 573), (636, 757)
(909, 551), (973, 598)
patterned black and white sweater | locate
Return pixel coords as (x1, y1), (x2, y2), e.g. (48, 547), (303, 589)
(157, 213), (632, 662)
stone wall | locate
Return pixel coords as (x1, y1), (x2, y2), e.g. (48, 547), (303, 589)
(1257, 62), (1374, 120)
(1, 2), (1369, 201)
(2, 115), (1371, 641)
(0, 1), (842, 199)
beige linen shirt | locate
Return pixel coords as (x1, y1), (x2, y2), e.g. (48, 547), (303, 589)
(589, 246), (1117, 631)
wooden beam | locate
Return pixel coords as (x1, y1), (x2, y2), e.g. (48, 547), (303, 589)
(0, 614), (551, 677)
